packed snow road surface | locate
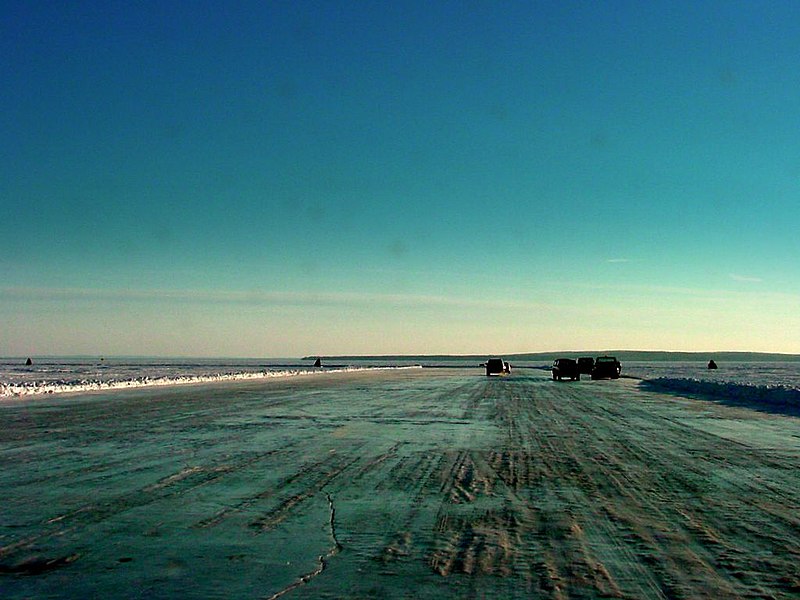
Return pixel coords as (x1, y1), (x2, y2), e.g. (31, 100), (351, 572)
(2, 368), (799, 599)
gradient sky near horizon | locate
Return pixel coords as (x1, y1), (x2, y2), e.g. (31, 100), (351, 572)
(3, 1), (800, 357)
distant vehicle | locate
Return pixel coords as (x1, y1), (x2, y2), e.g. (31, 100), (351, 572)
(484, 358), (508, 377)
(577, 357), (594, 374)
(707, 360), (718, 370)
(552, 358), (580, 381)
(503, 361), (511, 374)
(591, 356), (621, 379)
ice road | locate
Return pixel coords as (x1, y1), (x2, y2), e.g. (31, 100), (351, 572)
(2, 368), (799, 599)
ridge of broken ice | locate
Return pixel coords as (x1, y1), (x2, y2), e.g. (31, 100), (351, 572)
(0, 365), (423, 398)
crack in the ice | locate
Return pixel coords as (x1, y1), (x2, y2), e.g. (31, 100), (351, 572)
(266, 490), (341, 600)
(325, 490), (343, 554)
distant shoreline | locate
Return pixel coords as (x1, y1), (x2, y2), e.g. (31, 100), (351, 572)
(307, 351), (800, 363)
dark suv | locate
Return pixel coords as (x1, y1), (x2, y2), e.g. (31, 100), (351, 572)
(485, 358), (508, 377)
(552, 358), (580, 381)
(591, 356), (621, 379)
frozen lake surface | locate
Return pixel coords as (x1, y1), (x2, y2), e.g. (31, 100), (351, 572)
(2, 368), (800, 598)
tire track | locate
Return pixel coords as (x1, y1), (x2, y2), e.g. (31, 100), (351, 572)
(193, 443), (352, 530)
(249, 452), (363, 533)
(420, 372), (800, 598)
(0, 448), (283, 562)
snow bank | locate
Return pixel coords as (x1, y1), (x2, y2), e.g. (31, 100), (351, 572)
(641, 378), (800, 410)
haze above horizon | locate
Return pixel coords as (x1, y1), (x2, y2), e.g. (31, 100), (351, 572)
(3, 2), (800, 357)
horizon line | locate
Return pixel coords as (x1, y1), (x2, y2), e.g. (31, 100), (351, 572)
(4, 350), (800, 361)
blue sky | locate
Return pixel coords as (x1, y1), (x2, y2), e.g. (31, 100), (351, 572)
(2, 1), (800, 356)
